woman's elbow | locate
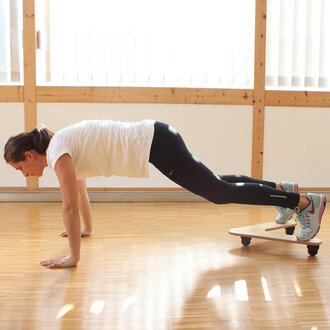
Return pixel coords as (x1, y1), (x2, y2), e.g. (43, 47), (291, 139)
(62, 204), (80, 217)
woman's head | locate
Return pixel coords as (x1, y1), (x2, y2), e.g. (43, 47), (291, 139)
(4, 125), (54, 177)
(4, 125), (54, 163)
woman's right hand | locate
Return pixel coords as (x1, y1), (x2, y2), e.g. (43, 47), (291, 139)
(40, 255), (78, 268)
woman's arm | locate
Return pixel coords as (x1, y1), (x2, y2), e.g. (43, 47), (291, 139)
(61, 179), (93, 237)
(40, 153), (81, 268)
(77, 179), (93, 236)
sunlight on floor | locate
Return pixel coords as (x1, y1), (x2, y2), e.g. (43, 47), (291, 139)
(261, 276), (272, 301)
(121, 296), (136, 311)
(206, 285), (221, 299)
(89, 300), (105, 315)
(294, 278), (303, 298)
(57, 304), (74, 319)
(234, 280), (248, 301)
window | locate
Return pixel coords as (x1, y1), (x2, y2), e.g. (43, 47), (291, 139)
(266, 0), (330, 90)
(36, 0), (255, 88)
(0, 0), (23, 85)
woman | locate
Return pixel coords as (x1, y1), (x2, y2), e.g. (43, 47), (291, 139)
(4, 119), (326, 268)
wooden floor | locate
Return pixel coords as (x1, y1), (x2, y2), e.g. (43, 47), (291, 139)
(0, 202), (330, 330)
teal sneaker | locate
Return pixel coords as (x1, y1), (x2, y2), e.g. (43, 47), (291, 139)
(275, 182), (298, 224)
(295, 193), (326, 241)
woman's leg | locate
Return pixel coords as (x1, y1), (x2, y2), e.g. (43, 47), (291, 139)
(149, 122), (299, 209)
(220, 175), (276, 188)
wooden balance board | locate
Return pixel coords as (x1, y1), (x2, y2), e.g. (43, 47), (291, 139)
(228, 220), (321, 256)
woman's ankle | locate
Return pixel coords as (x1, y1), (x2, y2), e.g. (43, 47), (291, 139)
(297, 194), (310, 210)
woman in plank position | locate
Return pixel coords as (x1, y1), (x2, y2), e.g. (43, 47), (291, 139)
(4, 120), (326, 268)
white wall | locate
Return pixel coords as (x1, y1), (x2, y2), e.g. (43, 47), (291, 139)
(0, 103), (26, 187)
(2, 103), (330, 190)
(263, 106), (330, 187)
(34, 103), (253, 188)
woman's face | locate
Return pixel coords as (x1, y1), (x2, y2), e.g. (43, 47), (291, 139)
(10, 151), (45, 177)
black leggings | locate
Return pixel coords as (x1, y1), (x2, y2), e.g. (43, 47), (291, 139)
(149, 122), (300, 209)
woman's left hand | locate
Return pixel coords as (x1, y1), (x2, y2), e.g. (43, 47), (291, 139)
(40, 255), (78, 268)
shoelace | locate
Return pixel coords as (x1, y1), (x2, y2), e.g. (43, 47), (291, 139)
(294, 208), (312, 229)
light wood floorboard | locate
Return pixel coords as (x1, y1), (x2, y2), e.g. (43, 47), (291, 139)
(0, 202), (329, 329)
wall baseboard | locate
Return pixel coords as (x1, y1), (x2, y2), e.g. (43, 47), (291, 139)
(0, 190), (205, 202)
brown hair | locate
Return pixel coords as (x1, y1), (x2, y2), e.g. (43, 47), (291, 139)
(4, 125), (54, 163)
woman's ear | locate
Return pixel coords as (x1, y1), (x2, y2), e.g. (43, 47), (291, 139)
(24, 151), (35, 160)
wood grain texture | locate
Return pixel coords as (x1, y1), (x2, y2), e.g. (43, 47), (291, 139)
(266, 90), (330, 107)
(36, 86), (254, 105)
(0, 202), (329, 329)
(0, 86), (24, 102)
(252, 0), (267, 179)
(229, 220), (321, 246)
(23, 0), (38, 191)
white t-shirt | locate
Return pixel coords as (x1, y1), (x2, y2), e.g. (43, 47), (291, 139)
(46, 119), (155, 180)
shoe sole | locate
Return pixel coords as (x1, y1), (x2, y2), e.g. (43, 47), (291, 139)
(297, 194), (327, 242)
(275, 210), (294, 224)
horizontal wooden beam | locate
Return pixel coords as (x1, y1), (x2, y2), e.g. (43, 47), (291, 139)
(266, 91), (330, 107)
(3, 86), (330, 108)
(0, 86), (24, 102)
(37, 86), (254, 105)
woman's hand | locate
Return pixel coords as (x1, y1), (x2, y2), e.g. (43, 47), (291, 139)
(60, 228), (91, 237)
(40, 255), (78, 268)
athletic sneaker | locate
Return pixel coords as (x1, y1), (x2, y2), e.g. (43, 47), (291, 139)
(295, 193), (326, 241)
(275, 182), (299, 224)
